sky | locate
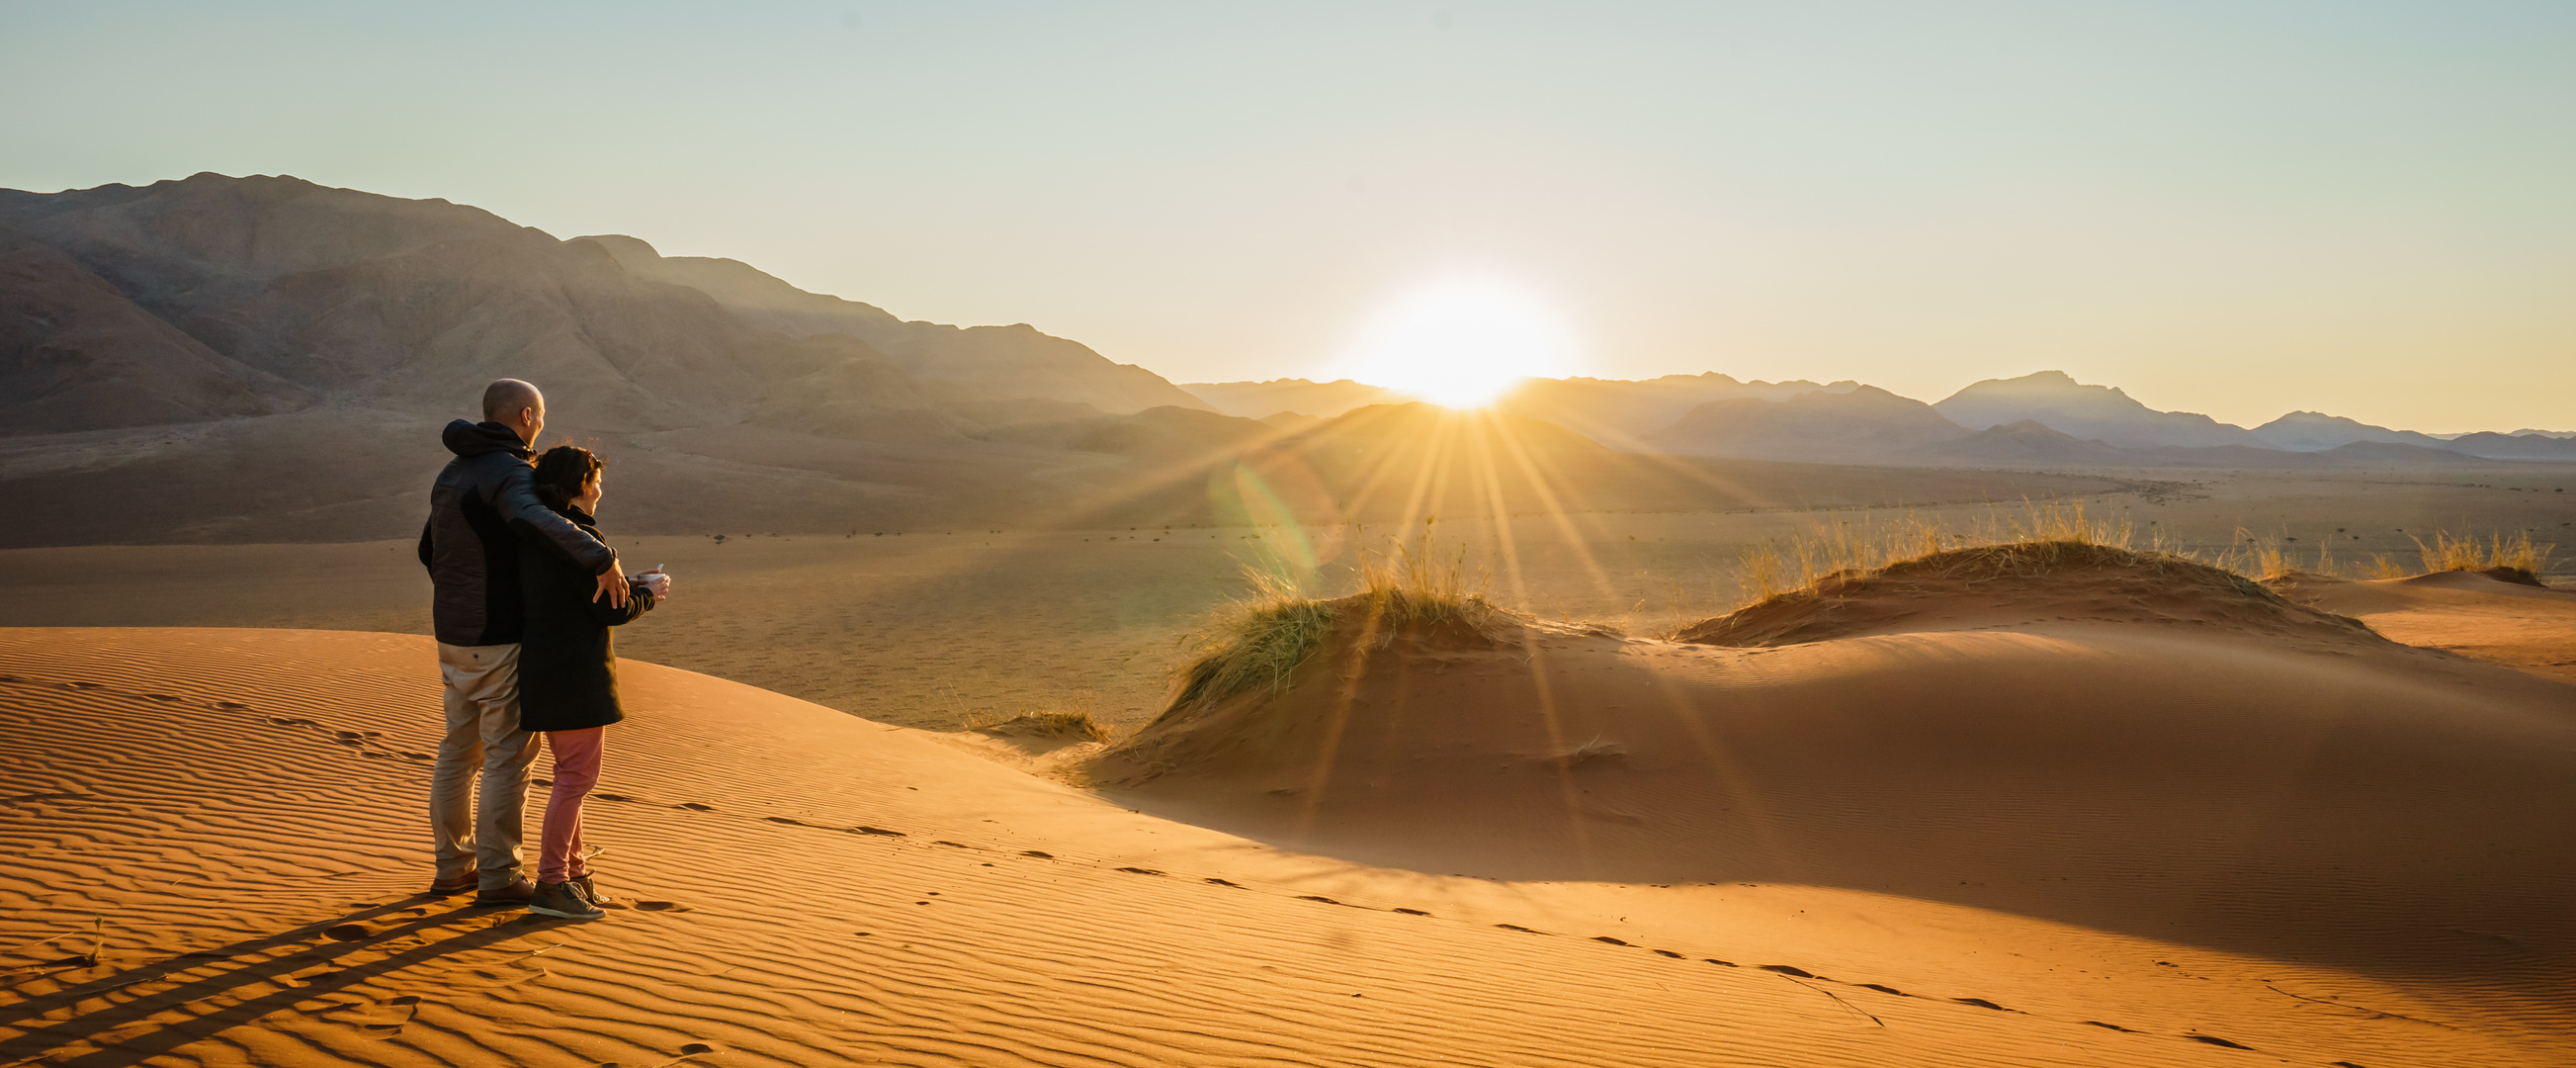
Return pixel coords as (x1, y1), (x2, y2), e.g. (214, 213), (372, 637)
(5, 1), (2573, 432)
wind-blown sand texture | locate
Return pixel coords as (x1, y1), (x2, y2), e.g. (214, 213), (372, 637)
(3, 612), (2571, 1065)
(2279, 570), (2576, 682)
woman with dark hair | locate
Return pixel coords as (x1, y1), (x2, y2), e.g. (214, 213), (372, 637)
(511, 444), (670, 920)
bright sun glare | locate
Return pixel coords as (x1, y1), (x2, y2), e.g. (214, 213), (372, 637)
(1341, 279), (1579, 408)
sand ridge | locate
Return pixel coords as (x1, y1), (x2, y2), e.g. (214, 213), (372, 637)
(6, 627), (2564, 1065)
(2278, 569), (2576, 682)
(1096, 567), (2576, 1024)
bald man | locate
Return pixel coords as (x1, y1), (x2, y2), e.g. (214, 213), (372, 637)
(417, 379), (630, 906)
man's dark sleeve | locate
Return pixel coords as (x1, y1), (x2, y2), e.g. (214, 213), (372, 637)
(418, 518), (434, 572)
(583, 579), (657, 628)
(487, 465), (619, 576)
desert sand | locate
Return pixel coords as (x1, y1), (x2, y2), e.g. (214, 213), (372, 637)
(3, 542), (2572, 1065)
(1, 464), (2565, 732)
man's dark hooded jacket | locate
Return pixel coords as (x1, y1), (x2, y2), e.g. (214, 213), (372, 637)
(418, 420), (620, 647)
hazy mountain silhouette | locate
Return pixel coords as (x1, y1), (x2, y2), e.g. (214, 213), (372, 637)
(1644, 386), (1967, 462)
(1179, 378), (1406, 418)
(576, 233), (1209, 415)
(1496, 374), (1857, 450)
(2250, 411), (2448, 452)
(1934, 371), (2256, 449)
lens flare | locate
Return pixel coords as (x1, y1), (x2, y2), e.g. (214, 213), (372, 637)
(1339, 279), (1579, 408)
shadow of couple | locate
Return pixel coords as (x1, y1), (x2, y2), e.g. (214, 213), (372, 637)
(1, 893), (583, 1066)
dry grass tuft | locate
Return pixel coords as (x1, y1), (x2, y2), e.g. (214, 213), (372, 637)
(961, 694), (1113, 742)
(1161, 532), (1499, 721)
(1733, 499), (2138, 605)
(2410, 527), (2554, 581)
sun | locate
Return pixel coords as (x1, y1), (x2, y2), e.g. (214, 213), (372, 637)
(1339, 279), (1579, 408)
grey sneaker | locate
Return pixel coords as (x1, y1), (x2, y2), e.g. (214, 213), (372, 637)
(569, 873), (620, 908)
(528, 880), (605, 921)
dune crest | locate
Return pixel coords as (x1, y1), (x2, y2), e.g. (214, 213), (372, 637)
(1089, 561), (2576, 1022)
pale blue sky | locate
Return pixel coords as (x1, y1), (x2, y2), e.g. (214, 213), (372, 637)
(6, 1), (2572, 430)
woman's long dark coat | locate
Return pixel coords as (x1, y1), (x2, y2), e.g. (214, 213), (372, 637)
(511, 504), (653, 732)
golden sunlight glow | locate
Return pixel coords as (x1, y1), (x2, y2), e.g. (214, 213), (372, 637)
(1339, 279), (1579, 408)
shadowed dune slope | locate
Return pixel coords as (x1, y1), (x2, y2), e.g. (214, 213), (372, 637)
(1095, 559), (2576, 1008)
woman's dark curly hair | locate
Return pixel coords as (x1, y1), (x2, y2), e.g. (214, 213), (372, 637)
(531, 444), (604, 511)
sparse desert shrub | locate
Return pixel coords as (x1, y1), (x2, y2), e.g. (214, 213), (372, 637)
(956, 693), (1113, 742)
(2365, 553), (2410, 579)
(1162, 532), (1498, 720)
(1164, 568), (1337, 718)
(2409, 527), (2555, 582)
(1732, 499), (2132, 606)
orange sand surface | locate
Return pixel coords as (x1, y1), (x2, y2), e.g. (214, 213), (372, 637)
(2284, 570), (2576, 682)
(3, 625), (2571, 1066)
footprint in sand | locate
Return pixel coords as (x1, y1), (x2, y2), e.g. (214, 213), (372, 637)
(595, 792), (632, 802)
(1592, 936), (1630, 945)
(1860, 984), (1908, 997)
(1115, 867), (1163, 876)
(851, 826), (905, 837)
(1653, 949), (1683, 959)
(679, 802), (715, 811)
(1298, 896), (1343, 905)
(323, 925), (371, 941)
(2187, 1035), (2254, 1050)
(401, 752), (432, 760)
(1020, 850), (1053, 858)
(215, 701), (250, 710)
(1952, 997), (2009, 1012)
(2082, 1021), (2134, 1032)
(1392, 908), (1429, 916)
(679, 1043), (716, 1055)
(633, 901), (690, 913)
(1495, 924), (1541, 934)
(1760, 964), (1813, 978)
(268, 716), (318, 727)
(764, 816), (808, 826)
(1706, 959), (1738, 967)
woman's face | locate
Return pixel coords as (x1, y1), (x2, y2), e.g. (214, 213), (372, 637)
(579, 469), (604, 508)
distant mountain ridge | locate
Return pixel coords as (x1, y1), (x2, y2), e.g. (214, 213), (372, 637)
(0, 172), (1211, 438)
(1933, 370), (2255, 449)
(577, 234), (1210, 415)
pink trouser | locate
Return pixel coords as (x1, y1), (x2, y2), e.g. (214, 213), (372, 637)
(538, 728), (606, 884)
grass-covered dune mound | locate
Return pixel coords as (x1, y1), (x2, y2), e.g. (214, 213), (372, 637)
(1158, 578), (1520, 728)
(1678, 540), (2379, 648)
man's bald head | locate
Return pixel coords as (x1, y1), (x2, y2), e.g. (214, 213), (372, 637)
(482, 380), (546, 445)
(482, 379), (543, 422)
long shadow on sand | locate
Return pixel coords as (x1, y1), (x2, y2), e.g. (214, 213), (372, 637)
(0, 896), (574, 1065)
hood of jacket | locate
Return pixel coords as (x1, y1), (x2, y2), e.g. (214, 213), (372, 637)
(443, 419), (534, 461)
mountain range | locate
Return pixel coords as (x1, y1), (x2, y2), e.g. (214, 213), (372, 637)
(1189, 369), (2576, 464)
(2, 173), (2569, 546)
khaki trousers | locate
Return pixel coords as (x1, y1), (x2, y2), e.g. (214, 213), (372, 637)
(432, 642), (540, 892)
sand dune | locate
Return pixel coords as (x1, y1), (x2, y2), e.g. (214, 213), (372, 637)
(6, 625), (2567, 1065)
(1097, 553), (2576, 1036)
(2280, 569), (2576, 682)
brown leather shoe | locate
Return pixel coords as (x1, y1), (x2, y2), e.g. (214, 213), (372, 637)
(428, 869), (479, 896)
(471, 877), (535, 908)
(569, 873), (620, 908)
